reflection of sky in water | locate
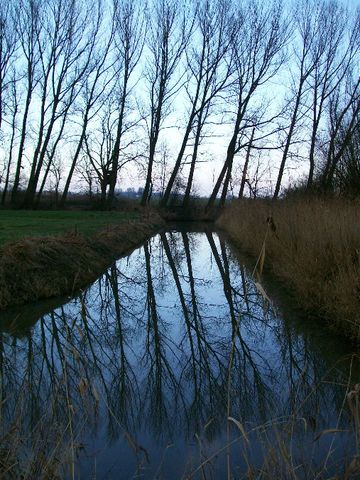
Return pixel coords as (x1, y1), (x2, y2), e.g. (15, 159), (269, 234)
(0, 230), (358, 479)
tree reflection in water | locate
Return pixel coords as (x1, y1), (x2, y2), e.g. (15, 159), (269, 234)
(0, 228), (358, 478)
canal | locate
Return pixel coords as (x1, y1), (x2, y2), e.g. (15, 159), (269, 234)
(0, 225), (358, 479)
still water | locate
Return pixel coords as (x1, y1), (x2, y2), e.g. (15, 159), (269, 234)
(0, 226), (358, 479)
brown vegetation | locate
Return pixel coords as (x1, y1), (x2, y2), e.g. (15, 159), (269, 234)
(0, 210), (165, 309)
(216, 197), (360, 341)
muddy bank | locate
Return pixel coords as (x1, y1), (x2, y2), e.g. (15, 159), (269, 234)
(0, 212), (165, 309)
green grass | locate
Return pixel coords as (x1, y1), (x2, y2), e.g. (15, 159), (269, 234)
(0, 209), (139, 245)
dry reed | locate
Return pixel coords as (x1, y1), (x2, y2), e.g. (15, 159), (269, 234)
(216, 197), (360, 341)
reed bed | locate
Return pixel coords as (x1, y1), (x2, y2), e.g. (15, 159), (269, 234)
(2, 369), (359, 479)
(216, 197), (360, 341)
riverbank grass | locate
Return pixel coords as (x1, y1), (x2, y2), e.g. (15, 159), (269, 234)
(0, 209), (164, 309)
(217, 197), (360, 341)
(0, 209), (140, 245)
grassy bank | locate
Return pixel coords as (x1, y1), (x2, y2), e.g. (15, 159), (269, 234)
(0, 210), (165, 309)
(216, 197), (360, 341)
(0, 209), (139, 245)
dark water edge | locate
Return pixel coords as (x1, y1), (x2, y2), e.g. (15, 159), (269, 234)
(0, 224), (359, 479)
(222, 229), (355, 360)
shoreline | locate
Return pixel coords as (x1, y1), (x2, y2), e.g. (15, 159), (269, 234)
(3, 197), (360, 345)
(216, 197), (360, 343)
(0, 211), (165, 310)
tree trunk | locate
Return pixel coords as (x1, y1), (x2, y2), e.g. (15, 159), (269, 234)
(238, 128), (255, 198)
(59, 128), (87, 207)
(273, 79), (304, 199)
(11, 86), (33, 205)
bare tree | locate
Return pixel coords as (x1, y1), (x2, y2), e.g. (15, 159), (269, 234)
(207, 0), (287, 208)
(82, 99), (139, 205)
(0, 0), (18, 133)
(332, 108), (360, 195)
(320, 75), (360, 190)
(4, 0), (358, 210)
(106, 0), (145, 208)
(160, 0), (235, 207)
(238, 127), (255, 198)
(74, 153), (97, 200)
(1, 72), (19, 205)
(35, 115), (67, 207)
(83, 107), (116, 204)
(273, 0), (319, 198)
(182, 81), (212, 208)
(306, 1), (358, 189)
(272, 0), (356, 198)
(141, 0), (192, 206)
(59, 5), (117, 207)
(11, 0), (43, 204)
(21, 0), (103, 208)
(47, 150), (62, 204)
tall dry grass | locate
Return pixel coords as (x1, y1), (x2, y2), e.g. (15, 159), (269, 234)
(216, 197), (360, 341)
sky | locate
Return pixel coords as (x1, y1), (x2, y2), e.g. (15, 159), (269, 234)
(0, 0), (358, 199)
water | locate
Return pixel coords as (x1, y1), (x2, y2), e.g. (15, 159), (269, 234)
(0, 226), (358, 479)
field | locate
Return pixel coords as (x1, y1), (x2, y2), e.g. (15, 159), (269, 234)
(0, 209), (139, 245)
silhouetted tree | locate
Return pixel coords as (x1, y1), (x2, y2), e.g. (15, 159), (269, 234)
(160, 0), (235, 207)
(141, 0), (192, 206)
(207, 0), (287, 207)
